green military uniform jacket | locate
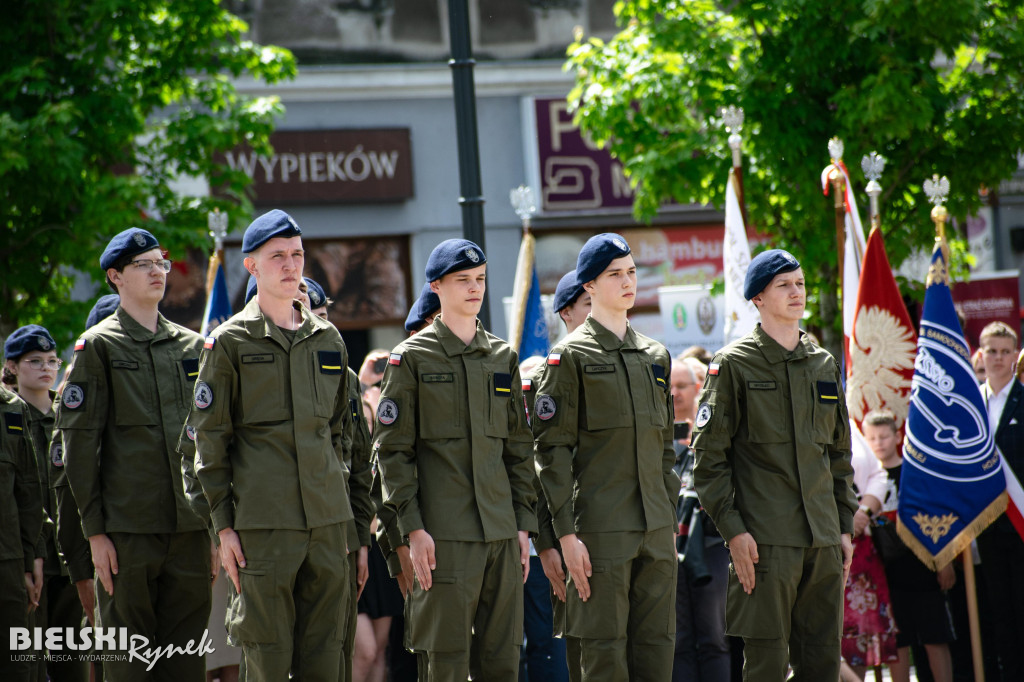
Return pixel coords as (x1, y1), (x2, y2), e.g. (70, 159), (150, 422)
(25, 394), (62, 576)
(532, 317), (678, 539)
(375, 317), (537, 542)
(189, 298), (355, 533)
(0, 386), (43, 572)
(343, 367), (374, 550)
(522, 363), (559, 553)
(50, 402), (92, 582)
(57, 307), (206, 536)
(691, 325), (857, 547)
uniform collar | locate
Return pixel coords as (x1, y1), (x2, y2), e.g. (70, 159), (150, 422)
(585, 316), (647, 352)
(752, 324), (811, 364)
(240, 297), (320, 345)
(116, 306), (176, 343)
(432, 316), (491, 356)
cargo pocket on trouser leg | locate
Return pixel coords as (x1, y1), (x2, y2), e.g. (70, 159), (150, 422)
(724, 548), (785, 640)
(227, 562), (279, 645)
(565, 560), (627, 640)
(406, 572), (468, 653)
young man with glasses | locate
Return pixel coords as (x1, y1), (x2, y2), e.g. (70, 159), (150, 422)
(56, 227), (210, 681)
(4, 325), (91, 681)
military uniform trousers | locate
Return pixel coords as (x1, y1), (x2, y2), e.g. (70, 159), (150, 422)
(565, 527), (676, 682)
(546, 557), (581, 682)
(27, 574), (89, 682)
(229, 523), (349, 682)
(341, 549), (358, 682)
(1, 558), (33, 681)
(95, 530), (211, 681)
(405, 537), (523, 682)
(726, 544), (843, 682)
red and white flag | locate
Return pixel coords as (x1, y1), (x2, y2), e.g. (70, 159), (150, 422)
(846, 226), (917, 436)
(821, 159), (867, 369)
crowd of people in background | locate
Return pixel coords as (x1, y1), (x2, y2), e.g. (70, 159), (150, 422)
(2, 210), (1023, 682)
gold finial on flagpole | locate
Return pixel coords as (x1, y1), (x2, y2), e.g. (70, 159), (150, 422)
(924, 174), (951, 286)
(862, 152), (886, 231)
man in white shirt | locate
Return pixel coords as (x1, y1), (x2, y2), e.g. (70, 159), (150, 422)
(977, 321), (1024, 682)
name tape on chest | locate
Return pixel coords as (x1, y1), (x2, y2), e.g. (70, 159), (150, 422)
(748, 381), (776, 390)
(194, 381), (214, 410)
(695, 402), (713, 429)
(377, 397), (399, 425)
(422, 373), (453, 383)
(62, 384), (85, 410)
(534, 394), (557, 421)
(111, 360), (139, 370)
(583, 364), (614, 373)
(4, 411), (24, 435)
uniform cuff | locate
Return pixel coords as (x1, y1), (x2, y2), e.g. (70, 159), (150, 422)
(67, 554), (94, 584)
(534, 520), (558, 552)
(385, 550), (403, 578)
(515, 509), (538, 536)
(716, 513), (748, 545)
(80, 515), (105, 538)
(552, 511), (576, 540)
(211, 506), (234, 535)
(396, 512), (424, 539)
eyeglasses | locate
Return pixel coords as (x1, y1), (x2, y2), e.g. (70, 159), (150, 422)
(23, 358), (63, 370)
(128, 259), (172, 273)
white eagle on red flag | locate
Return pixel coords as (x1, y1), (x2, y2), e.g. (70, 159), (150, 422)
(847, 226), (917, 433)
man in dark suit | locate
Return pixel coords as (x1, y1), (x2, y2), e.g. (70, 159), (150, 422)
(977, 321), (1024, 682)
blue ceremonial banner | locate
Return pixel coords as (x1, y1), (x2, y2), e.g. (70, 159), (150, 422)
(898, 242), (1007, 570)
(200, 262), (232, 337)
(520, 266), (549, 359)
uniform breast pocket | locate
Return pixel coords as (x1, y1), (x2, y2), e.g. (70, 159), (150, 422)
(418, 365), (463, 439)
(239, 350), (290, 424)
(485, 368), (511, 438)
(647, 363), (669, 429)
(110, 357), (158, 426)
(812, 377), (839, 444)
(745, 389), (789, 443)
(311, 350), (343, 419)
(581, 367), (631, 431)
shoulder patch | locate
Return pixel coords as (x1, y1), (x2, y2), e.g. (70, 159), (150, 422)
(74, 338), (86, 351)
(389, 353), (402, 366)
(708, 362), (720, 376)
(377, 398), (399, 425)
(534, 394), (557, 421)
(522, 378), (532, 392)
(204, 336), (216, 350)
(62, 384), (85, 410)
(4, 411), (24, 435)
(695, 402), (713, 429)
(547, 353), (561, 366)
(185, 425), (197, 442)
(194, 381), (213, 410)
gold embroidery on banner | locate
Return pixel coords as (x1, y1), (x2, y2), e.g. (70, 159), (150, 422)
(913, 512), (958, 544)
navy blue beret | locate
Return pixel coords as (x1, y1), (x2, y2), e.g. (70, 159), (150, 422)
(425, 239), (486, 282)
(743, 249), (801, 300)
(99, 228), (160, 270)
(86, 295), (120, 330)
(553, 269), (585, 313)
(576, 233), (631, 286)
(304, 277), (328, 309)
(241, 209), (301, 253)
(4, 325), (57, 360)
(244, 275), (258, 304)
(404, 282), (442, 332)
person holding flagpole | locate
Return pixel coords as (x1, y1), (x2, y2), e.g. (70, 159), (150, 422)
(692, 248), (857, 682)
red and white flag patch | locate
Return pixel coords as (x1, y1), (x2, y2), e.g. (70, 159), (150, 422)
(708, 362), (720, 376)
(522, 379), (532, 391)
(389, 353), (402, 366)
(547, 353), (561, 366)
(204, 336), (216, 350)
(74, 338), (86, 351)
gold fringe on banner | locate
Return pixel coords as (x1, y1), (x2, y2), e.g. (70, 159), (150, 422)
(897, 491), (1007, 571)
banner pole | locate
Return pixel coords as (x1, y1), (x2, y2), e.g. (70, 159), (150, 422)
(961, 551), (985, 682)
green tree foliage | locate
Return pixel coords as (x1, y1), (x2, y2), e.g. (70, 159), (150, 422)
(567, 0), (1024, 348)
(1, 0), (296, 342)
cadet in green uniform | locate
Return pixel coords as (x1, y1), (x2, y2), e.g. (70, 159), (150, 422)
(53, 294), (119, 633)
(57, 228), (211, 681)
(189, 210), (359, 682)
(531, 234), (678, 681)
(5, 325), (88, 682)
(375, 238), (537, 682)
(691, 249), (856, 682)
(525, 269), (589, 682)
(0, 384), (43, 682)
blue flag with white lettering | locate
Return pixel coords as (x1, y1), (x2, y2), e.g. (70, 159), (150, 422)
(898, 242), (1006, 570)
(200, 262), (232, 337)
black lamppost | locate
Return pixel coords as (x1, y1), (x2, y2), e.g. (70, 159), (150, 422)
(447, 0), (490, 329)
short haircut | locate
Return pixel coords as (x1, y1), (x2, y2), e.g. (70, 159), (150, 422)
(679, 345), (712, 366)
(863, 409), (897, 432)
(978, 321), (1018, 348)
(104, 252), (136, 293)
